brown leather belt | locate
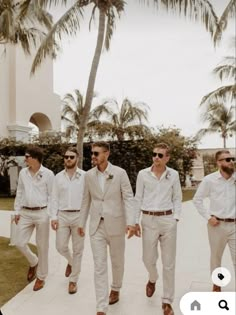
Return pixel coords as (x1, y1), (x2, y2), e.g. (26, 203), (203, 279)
(61, 210), (80, 212)
(22, 206), (47, 210)
(215, 217), (236, 223)
(142, 210), (172, 216)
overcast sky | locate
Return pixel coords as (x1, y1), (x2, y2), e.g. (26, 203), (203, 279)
(53, 0), (235, 148)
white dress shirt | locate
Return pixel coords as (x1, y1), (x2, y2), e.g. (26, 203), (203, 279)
(134, 166), (182, 222)
(14, 165), (54, 215)
(193, 171), (236, 220)
(50, 167), (86, 220)
(96, 162), (112, 193)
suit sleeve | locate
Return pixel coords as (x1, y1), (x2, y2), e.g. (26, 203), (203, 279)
(120, 169), (135, 226)
(79, 173), (91, 228)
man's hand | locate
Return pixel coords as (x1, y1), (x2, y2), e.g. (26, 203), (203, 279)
(51, 220), (59, 231)
(135, 224), (141, 237)
(126, 225), (135, 239)
(78, 227), (85, 237)
(208, 216), (220, 227)
(14, 215), (20, 225)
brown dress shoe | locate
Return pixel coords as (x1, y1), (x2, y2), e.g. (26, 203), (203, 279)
(109, 290), (119, 305)
(33, 278), (45, 291)
(96, 313), (106, 315)
(65, 264), (72, 277)
(27, 263), (38, 282)
(68, 282), (77, 294)
(146, 280), (156, 297)
(213, 284), (221, 292)
(162, 303), (174, 315)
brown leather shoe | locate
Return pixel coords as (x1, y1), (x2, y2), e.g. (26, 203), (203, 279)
(65, 264), (72, 277)
(33, 278), (45, 291)
(213, 284), (221, 292)
(96, 313), (106, 315)
(109, 290), (119, 305)
(146, 280), (156, 297)
(162, 303), (174, 315)
(68, 282), (77, 294)
(27, 263), (38, 282)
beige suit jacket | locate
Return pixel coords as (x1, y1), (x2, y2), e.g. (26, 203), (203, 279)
(79, 164), (135, 236)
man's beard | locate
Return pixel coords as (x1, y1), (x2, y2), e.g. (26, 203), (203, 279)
(65, 161), (77, 169)
(221, 165), (234, 176)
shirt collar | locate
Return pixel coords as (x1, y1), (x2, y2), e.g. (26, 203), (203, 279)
(64, 167), (82, 179)
(96, 162), (112, 175)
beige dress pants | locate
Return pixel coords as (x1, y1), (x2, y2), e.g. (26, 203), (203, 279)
(90, 220), (125, 313)
(56, 211), (85, 282)
(15, 208), (49, 280)
(208, 222), (236, 274)
(141, 214), (177, 304)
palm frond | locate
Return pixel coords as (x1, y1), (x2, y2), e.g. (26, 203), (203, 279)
(213, 0), (236, 45)
(200, 85), (236, 107)
(31, 1), (85, 73)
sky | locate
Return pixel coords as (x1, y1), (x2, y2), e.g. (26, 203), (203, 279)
(53, 0), (235, 149)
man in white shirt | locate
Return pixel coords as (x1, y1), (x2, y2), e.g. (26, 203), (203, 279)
(78, 141), (136, 315)
(50, 147), (85, 294)
(135, 143), (182, 315)
(193, 150), (236, 292)
(14, 146), (54, 291)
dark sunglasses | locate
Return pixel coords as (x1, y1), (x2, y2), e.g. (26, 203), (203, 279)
(91, 151), (100, 157)
(152, 152), (164, 159)
(25, 154), (31, 159)
(218, 157), (235, 162)
(64, 155), (76, 160)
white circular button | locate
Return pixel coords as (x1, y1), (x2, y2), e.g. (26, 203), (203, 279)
(211, 267), (231, 287)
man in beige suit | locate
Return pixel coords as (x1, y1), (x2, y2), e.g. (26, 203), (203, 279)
(78, 141), (135, 315)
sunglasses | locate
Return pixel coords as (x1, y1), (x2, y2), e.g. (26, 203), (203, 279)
(218, 157), (235, 162)
(64, 155), (76, 160)
(152, 152), (164, 159)
(25, 154), (31, 159)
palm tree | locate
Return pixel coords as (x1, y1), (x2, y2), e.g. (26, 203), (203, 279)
(61, 88), (98, 141)
(61, 89), (85, 142)
(197, 103), (236, 148)
(31, 0), (220, 167)
(0, 0), (53, 54)
(89, 98), (151, 141)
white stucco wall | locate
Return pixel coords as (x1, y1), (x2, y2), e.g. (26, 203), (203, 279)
(0, 44), (61, 140)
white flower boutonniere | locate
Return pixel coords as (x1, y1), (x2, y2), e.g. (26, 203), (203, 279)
(37, 172), (43, 180)
(107, 174), (114, 180)
(165, 170), (171, 179)
(75, 172), (81, 179)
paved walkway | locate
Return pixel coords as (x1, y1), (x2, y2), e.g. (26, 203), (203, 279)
(0, 201), (235, 315)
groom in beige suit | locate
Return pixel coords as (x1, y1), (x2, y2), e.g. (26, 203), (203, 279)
(78, 141), (136, 315)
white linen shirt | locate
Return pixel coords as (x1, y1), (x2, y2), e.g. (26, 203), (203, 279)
(134, 166), (182, 222)
(50, 168), (86, 220)
(193, 171), (236, 221)
(14, 165), (54, 215)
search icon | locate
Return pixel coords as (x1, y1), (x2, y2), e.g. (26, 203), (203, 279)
(219, 300), (229, 311)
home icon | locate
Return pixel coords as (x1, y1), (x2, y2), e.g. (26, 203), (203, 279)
(190, 300), (201, 311)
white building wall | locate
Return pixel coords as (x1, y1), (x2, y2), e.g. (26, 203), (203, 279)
(0, 44), (61, 141)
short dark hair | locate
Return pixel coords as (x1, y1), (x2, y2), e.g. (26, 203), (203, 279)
(153, 143), (171, 155)
(215, 150), (230, 161)
(92, 141), (110, 152)
(64, 146), (78, 156)
(25, 146), (44, 163)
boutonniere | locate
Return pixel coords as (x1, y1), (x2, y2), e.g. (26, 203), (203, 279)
(165, 170), (171, 179)
(37, 172), (43, 180)
(75, 172), (81, 179)
(106, 174), (114, 180)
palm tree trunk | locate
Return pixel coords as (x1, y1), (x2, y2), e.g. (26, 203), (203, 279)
(223, 135), (226, 148)
(77, 10), (106, 168)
